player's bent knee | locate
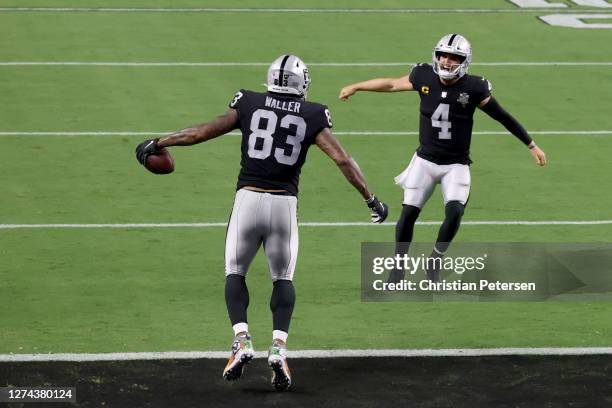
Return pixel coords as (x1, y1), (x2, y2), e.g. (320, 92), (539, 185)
(445, 200), (465, 220)
(271, 273), (294, 282)
(400, 204), (421, 221)
(402, 193), (426, 208)
(270, 257), (296, 281)
(225, 269), (247, 277)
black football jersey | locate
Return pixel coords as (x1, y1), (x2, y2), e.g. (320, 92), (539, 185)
(409, 63), (492, 165)
(228, 89), (333, 196)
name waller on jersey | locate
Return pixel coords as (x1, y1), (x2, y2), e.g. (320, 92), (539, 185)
(265, 96), (301, 113)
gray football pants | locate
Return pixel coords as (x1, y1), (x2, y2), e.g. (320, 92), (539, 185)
(225, 188), (299, 281)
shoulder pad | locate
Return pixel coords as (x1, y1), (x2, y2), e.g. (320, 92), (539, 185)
(321, 105), (333, 128)
(229, 89), (247, 109)
(480, 77), (493, 92)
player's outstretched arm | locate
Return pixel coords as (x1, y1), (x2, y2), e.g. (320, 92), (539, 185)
(315, 128), (388, 223)
(157, 109), (239, 147)
(479, 97), (547, 166)
(136, 109), (239, 163)
(315, 128), (371, 198)
(339, 76), (414, 101)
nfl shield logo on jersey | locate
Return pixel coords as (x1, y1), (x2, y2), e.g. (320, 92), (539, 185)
(457, 92), (470, 108)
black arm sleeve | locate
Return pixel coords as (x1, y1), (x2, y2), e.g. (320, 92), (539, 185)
(479, 97), (533, 146)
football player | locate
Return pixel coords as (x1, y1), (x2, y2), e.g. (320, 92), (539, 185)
(136, 54), (388, 391)
(339, 34), (546, 282)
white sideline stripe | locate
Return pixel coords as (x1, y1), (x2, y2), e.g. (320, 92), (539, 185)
(2, 221), (612, 230)
(2, 348), (611, 362)
(1, 8), (610, 14)
(1, 131), (612, 137)
(2, 61), (612, 67)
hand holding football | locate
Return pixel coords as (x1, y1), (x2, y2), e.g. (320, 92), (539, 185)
(145, 148), (175, 174)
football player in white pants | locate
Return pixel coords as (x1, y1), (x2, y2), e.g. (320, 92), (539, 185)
(339, 34), (546, 281)
(136, 54), (388, 390)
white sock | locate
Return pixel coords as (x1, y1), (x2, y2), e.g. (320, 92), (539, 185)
(233, 322), (249, 336)
(273, 330), (288, 343)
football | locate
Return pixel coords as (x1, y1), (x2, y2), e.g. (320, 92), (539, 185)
(145, 148), (175, 174)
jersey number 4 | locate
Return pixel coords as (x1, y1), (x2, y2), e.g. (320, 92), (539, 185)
(431, 103), (452, 140)
(248, 109), (306, 166)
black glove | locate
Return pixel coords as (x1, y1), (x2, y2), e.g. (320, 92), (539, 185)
(135, 138), (160, 165)
(366, 195), (388, 224)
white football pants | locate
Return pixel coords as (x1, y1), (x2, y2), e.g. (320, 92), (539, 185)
(394, 154), (471, 209)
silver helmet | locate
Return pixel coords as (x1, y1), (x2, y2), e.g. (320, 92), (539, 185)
(432, 34), (472, 80)
(267, 54), (310, 98)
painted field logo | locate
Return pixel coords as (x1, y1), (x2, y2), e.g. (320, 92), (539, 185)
(509, 0), (612, 29)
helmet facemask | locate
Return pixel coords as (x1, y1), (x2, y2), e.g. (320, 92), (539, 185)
(434, 52), (467, 80)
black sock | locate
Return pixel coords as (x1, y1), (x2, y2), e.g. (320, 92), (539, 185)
(389, 205), (421, 283)
(395, 204), (421, 261)
(270, 280), (296, 333)
(434, 200), (465, 254)
(395, 204), (421, 244)
(225, 274), (249, 326)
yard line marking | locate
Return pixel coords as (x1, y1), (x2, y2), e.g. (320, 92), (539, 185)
(1, 8), (611, 14)
(2, 221), (612, 230)
(0, 132), (163, 136)
(1, 131), (611, 137)
(1, 348), (611, 362)
(1, 61), (612, 67)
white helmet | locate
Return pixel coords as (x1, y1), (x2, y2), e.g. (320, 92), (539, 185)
(267, 54), (310, 98)
(432, 34), (472, 80)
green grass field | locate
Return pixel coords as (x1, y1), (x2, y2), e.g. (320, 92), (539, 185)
(1, 1), (611, 354)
